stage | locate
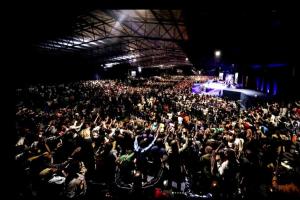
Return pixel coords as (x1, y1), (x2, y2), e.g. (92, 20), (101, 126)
(192, 81), (265, 108)
(222, 88), (265, 97)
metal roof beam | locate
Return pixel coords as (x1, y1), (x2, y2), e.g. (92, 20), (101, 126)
(151, 10), (175, 40)
(168, 10), (185, 41)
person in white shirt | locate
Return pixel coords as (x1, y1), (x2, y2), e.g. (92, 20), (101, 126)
(167, 112), (173, 120)
(178, 114), (183, 125)
(218, 159), (229, 176)
(234, 133), (244, 158)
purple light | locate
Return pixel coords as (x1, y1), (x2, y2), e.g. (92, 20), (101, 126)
(266, 82), (270, 93)
(251, 64), (261, 70)
(192, 84), (201, 94)
(260, 79), (264, 92)
(267, 63), (287, 68)
(273, 81), (278, 95)
(256, 77), (260, 90)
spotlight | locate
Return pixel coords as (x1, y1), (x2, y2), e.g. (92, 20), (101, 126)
(211, 180), (218, 188)
(215, 50), (221, 57)
(163, 180), (168, 187)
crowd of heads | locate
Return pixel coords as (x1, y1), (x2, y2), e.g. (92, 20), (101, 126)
(15, 77), (300, 200)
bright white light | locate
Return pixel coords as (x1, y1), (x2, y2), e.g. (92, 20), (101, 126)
(138, 67), (142, 72)
(111, 54), (139, 61)
(132, 58), (137, 62)
(215, 50), (221, 57)
(57, 41), (72, 46)
(104, 62), (119, 68)
(203, 82), (227, 90)
(219, 72), (224, 80)
(52, 44), (62, 48)
(186, 58), (189, 61)
(117, 12), (126, 23)
(46, 37), (100, 49)
(131, 71), (136, 77)
(234, 72), (239, 84)
(73, 41), (81, 45)
(81, 37), (92, 42)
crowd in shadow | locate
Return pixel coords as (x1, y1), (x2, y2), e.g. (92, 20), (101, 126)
(15, 77), (300, 200)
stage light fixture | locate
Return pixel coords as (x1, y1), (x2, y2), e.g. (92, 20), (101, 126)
(215, 50), (221, 57)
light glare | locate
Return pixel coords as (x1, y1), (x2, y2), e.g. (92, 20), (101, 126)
(215, 50), (221, 57)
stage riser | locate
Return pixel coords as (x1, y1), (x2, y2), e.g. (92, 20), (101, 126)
(222, 90), (259, 108)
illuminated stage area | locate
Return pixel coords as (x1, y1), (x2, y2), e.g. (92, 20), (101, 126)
(223, 88), (265, 97)
(192, 81), (263, 96)
(192, 81), (265, 108)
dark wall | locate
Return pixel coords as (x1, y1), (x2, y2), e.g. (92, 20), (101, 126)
(98, 63), (132, 80)
(17, 50), (97, 86)
(238, 64), (299, 99)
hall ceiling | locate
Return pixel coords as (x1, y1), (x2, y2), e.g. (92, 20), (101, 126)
(37, 10), (191, 68)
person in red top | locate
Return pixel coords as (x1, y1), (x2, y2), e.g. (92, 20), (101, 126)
(163, 104), (169, 113)
(154, 188), (170, 199)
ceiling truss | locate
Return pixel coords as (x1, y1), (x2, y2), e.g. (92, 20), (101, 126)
(38, 10), (191, 68)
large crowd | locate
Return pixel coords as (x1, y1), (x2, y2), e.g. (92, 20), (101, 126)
(15, 77), (300, 200)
